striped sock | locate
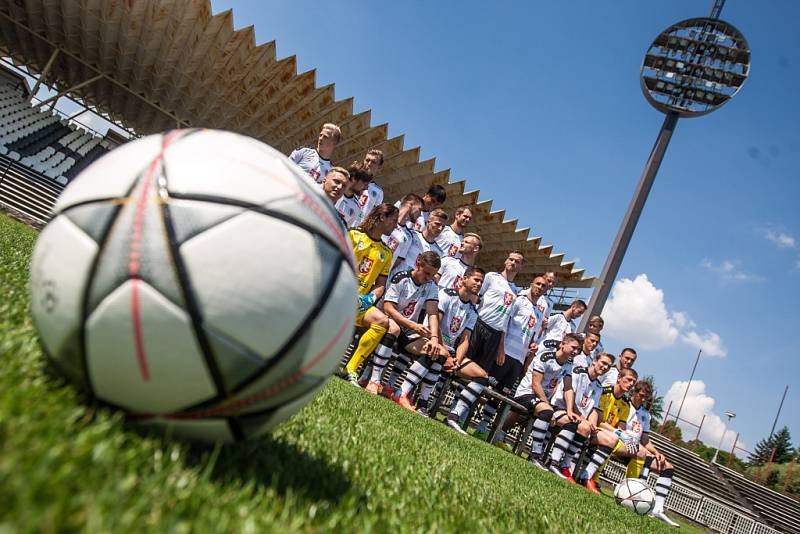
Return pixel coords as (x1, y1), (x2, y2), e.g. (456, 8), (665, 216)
(399, 360), (429, 396)
(550, 422), (577, 465)
(530, 413), (552, 457)
(641, 455), (654, 479)
(368, 334), (396, 383)
(385, 352), (412, 389)
(563, 432), (588, 469)
(418, 361), (443, 401)
(582, 445), (613, 480)
(654, 468), (674, 513)
(449, 380), (485, 420)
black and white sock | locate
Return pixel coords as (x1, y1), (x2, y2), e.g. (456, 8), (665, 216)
(449, 380), (485, 420)
(368, 334), (396, 383)
(640, 455), (655, 479)
(417, 360), (444, 402)
(398, 359), (429, 397)
(550, 422), (578, 466)
(582, 445), (613, 480)
(654, 468), (674, 513)
(564, 432), (588, 470)
(529, 410), (553, 457)
(385, 352), (412, 389)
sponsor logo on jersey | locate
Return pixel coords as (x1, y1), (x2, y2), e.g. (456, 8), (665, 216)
(359, 257), (375, 274)
(448, 244), (459, 257)
(449, 316), (462, 334)
(402, 300), (418, 317)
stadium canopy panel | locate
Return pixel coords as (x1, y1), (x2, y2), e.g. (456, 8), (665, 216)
(0, 0), (594, 288)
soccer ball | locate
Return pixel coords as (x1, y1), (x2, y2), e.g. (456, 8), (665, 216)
(29, 129), (357, 442)
(614, 478), (656, 515)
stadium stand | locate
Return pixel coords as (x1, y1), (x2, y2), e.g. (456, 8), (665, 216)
(0, 78), (111, 186)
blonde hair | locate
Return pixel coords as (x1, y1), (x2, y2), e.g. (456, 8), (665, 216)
(429, 208), (449, 222)
(321, 123), (342, 143)
(463, 232), (482, 247)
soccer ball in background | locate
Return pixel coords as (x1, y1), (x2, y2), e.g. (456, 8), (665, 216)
(614, 478), (656, 515)
(29, 129), (357, 442)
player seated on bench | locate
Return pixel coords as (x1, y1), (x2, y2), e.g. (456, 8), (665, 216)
(363, 251), (441, 395)
(391, 267), (488, 414)
(546, 351), (615, 482)
(496, 333), (582, 468)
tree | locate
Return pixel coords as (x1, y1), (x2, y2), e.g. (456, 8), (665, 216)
(749, 426), (794, 466)
(660, 420), (684, 443)
(640, 375), (664, 423)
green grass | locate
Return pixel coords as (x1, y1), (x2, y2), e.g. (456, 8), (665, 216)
(1, 212), (683, 533)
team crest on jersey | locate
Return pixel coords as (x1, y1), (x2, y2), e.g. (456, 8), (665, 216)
(547, 377), (558, 391)
(579, 392), (591, 409)
(449, 316), (462, 334)
(309, 169), (321, 181)
(537, 302), (546, 313)
(448, 244), (459, 257)
(527, 315), (537, 329)
(414, 222), (423, 231)
(359, 257), (374, 274)
(503, 292), (513, 306)
(378, 252), (386, 261)
(358, 191), (369, 207)
(452, 275), (463, 290)
(387, 237), (399, 251)
(402, 300), (418, 317)
(631, 420), (642, 435)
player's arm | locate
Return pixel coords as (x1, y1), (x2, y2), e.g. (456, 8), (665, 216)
(530, 370), (548, 401)
(454, 329), (471, 364)
(563, 376), (579, 422)
(369, 275), (387, 299)
(384, 301), (429, 337)
(425, 299), (441, 345)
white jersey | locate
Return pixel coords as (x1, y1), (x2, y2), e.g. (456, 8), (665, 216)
(551, 353), (604, 418)
(412, 210), (429, 231)
(537, 313), (576, 355)
(435, 225), (463, 258)
(434, 288), (478, 351)
(289, 147), (331, 184)
(383, 224), (415, 264)
(383, 270), (438, 328)
(537, 294), (554, 322)
(477, 272), (519, 331)
(437, 256), (470, 291)
(357, 181), (384, 224)
(390, 231), (444, 279)
(624, 404), (651, 443)
(516, 350), (572, 400)
(601, 365), (619, 387)
(503, 294), (545, 363)
(588, 339), (605, 362)
(335, 194), (362, 228)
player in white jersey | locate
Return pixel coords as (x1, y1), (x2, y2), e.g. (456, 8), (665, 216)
(363, 251), (442, 395)
(435, 205), (472, 258)
(444, 251), (524, 434)
(289, 123), (341, 184)
(580, 332), (601, 363)
(584, 315), (605, 360)
(545, 352), (615, 482)
(392, 267), (486, 412)
(497, 334), (582, 468)
(608, 381), (680, 527)
(398, 184), (446, 231)
(601, 347), (637, 387)
(356, 148), (385, 226)
(335, 161), (372, 228)
(471, 276), (548, 438)
(537, 299), (587, 356)
(436, 233), (482, 291)
(389, 208), (447, 280)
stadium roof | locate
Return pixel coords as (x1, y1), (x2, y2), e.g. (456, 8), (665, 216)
(0, 0), (594, 287)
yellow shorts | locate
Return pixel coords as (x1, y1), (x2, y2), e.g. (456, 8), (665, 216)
(355, 306), (379, 328)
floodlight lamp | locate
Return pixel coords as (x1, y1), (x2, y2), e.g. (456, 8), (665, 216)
(641, 17), (749, 117)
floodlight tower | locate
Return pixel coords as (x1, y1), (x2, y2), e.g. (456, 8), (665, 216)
(580, 2), (750, 328)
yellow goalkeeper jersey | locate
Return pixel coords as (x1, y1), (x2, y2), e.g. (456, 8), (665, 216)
(598, 385), (630, 428)
(348, 229), (393, 296)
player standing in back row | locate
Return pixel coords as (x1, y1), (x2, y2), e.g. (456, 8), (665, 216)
(435, 206), (473, 258)
(289, 123), (341, 184)
(436, 233), (482, 291)
(356, 148), (385, 225)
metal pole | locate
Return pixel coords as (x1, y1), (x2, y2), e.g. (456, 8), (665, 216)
(33, 74), (104, 110)
(660, 401), (673, 432)
(727, 433), (739, 467)
(27, 48), (59, 101)
(580, 112), (679, 329)
(768, 385), (788, 439)
(675, 348), (702, 424)
(712, 415), (731, 464)
(696, 414), (706, 441)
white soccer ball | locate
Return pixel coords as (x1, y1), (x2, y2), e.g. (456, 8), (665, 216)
(29, 129), (357, 442)
(614, 477), (656, 515)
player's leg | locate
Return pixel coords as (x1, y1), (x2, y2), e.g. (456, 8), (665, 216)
(527, 400), (556, 469)
(391, 339), (434, 410)
(475, 358), (522, 439)
(581, 429), (622, 493)
(364, 320), (402, 394)
(649, 456), (679, 526)
(547, 412), (582, 482)
(344, 307), (389, 381)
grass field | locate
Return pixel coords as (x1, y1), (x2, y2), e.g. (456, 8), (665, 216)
(0, 212), (689, 532)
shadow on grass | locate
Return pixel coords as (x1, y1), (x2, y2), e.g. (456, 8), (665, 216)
(182, 433), (356, 505)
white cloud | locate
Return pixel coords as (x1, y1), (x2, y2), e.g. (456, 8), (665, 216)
(681, 331), (727, 357)
(663, 380), (744, 454)
(603, 274), (679, 350)
(700, 258), (762, 282)
(603, 274), (725, 357)
(763, 230), (796, 249)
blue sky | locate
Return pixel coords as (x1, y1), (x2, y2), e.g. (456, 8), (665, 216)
(210, 0), (800, 454)
(24, 0), (794, 454)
